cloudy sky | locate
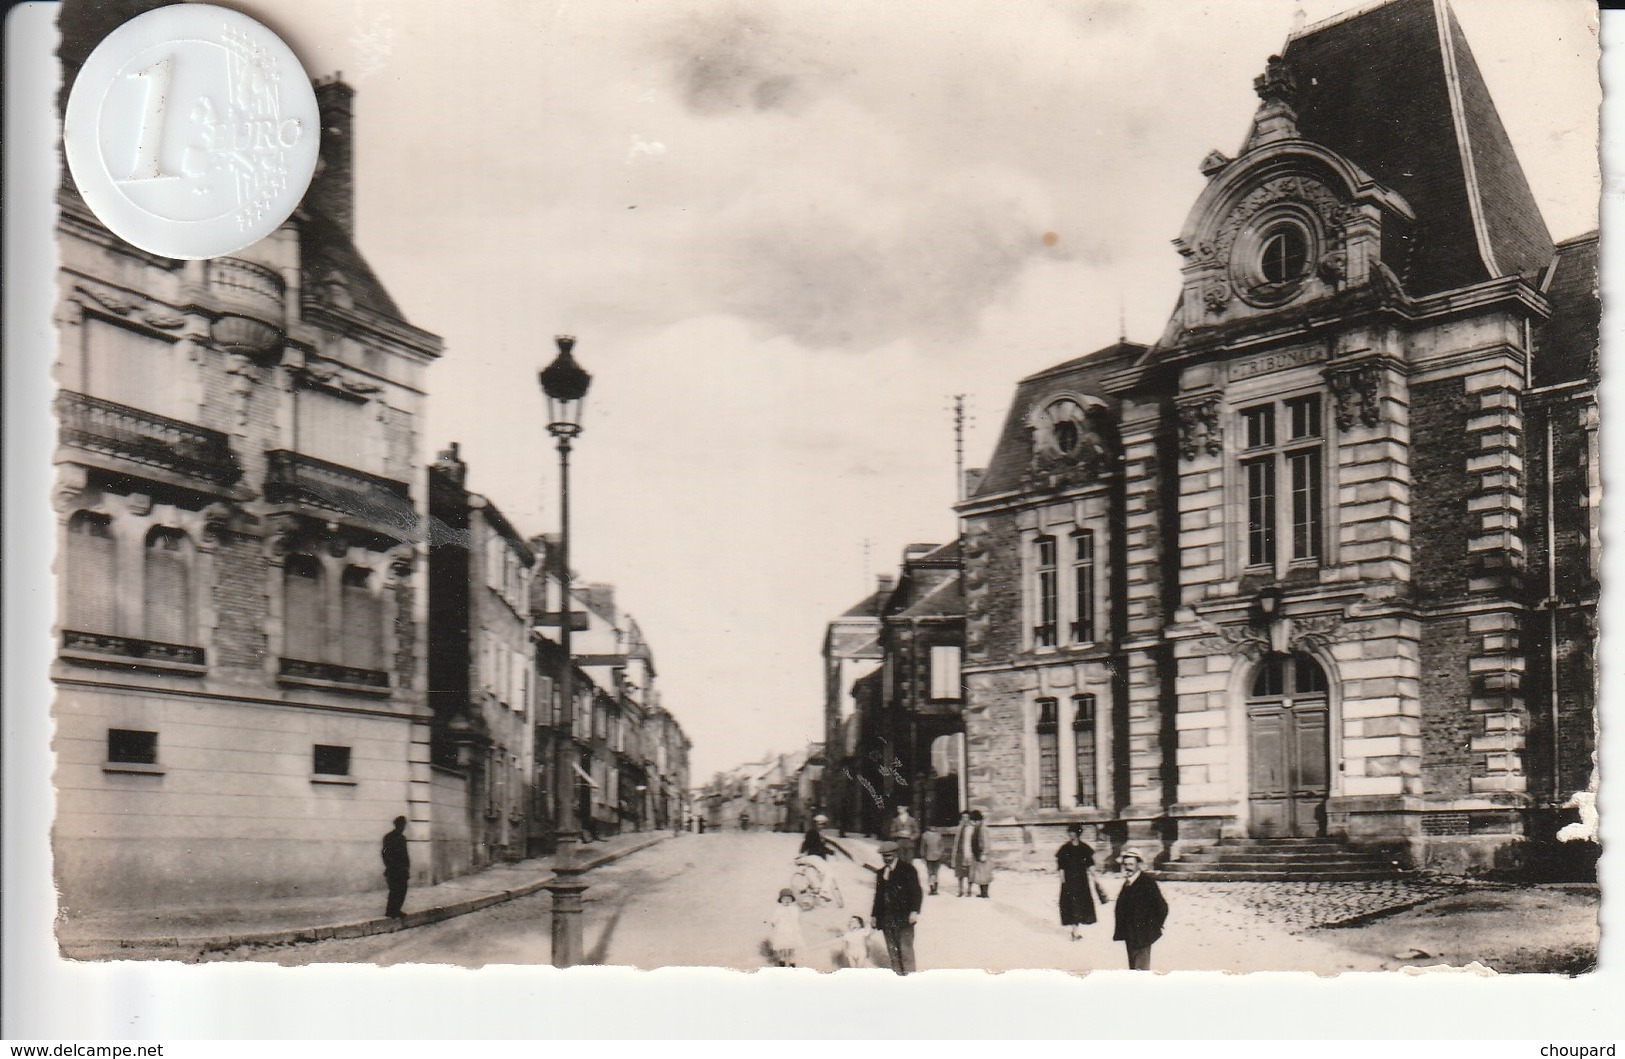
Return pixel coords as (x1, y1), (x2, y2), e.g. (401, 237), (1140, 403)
(247, 0), (1598, 778)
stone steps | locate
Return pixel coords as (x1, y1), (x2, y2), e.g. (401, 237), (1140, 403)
(1176, 850), (1366, 864)
(1158, 867), (1396, 883)
(1158, 837), (1398, 882)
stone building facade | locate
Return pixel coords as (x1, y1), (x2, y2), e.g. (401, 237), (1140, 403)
(52, 14), (442, 908)
(426, 444), (537, 879)
(821, 577), (886, 835)
(958, 0), (1597, 873)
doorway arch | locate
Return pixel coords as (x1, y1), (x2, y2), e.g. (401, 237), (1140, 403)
(1246, 653), (1330, 837)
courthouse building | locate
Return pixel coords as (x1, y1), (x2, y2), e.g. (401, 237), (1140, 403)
(52, 6), (441, 908)
(958, 0), (1597, 873)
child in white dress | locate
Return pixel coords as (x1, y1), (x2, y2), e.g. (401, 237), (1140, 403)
(838, 915), (876, 969)
(767, 888), (805, 967)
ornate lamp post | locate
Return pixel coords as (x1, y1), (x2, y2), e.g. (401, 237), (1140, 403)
(540, 334), (591, 967)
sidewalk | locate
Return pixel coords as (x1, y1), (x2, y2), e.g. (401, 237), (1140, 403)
(56, 830), (675, 959)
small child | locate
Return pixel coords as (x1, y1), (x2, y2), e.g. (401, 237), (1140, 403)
(838, 915), (876, 969)
(767, 888), (805, 967)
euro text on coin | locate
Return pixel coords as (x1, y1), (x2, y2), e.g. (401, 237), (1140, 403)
(63, 4), (321, 260)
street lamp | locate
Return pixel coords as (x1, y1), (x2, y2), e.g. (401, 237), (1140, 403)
(540, 334), (592, 968)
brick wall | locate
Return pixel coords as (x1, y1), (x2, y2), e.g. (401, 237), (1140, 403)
(1409, 379), (1477, 601)
(963, 512), (1020, 662)
(211, 537), (269, 673)
(1419, 616), (1473, 795)
(964, 669), (1027, 819)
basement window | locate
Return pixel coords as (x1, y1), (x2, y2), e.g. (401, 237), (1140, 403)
(104, 728), (163, 776)
(312, 744), (356, 785)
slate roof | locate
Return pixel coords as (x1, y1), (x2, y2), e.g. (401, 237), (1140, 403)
(298, 207), (407, 322)
(896, 572), (964, 619)
(970, 341), (1145, 498)
(841, 587), (891, 618)
(1534, 233), (1599, 388)
(1281, 0), (1554, 293)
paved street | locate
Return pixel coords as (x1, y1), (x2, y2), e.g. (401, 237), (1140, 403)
(204, 831), (1418, 972)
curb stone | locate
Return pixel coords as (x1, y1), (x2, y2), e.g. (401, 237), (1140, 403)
(63, 832), (672, 959)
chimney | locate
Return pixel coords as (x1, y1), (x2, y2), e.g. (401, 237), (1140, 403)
(962, 467), (985, 499)
(310, 76), (355, 238)
(432, 441), (466, 487)
(876, 574), (896, 598)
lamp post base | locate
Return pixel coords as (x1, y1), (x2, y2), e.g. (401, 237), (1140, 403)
(547, 834), (589, 967)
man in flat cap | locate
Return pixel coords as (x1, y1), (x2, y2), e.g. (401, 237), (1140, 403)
(1111, 847), (1168, 970)
(870, 840), (923, 974)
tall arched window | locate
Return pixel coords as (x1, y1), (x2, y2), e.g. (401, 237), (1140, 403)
(65, 513), (116, 633)
(341, 566), (382, 670)
(283, 555), (325, 661)
(143, 527), (191, 644)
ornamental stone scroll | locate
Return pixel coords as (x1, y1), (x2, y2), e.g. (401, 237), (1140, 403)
(1176, 395), (1223, 460)
(1325, 362), (1385, 430)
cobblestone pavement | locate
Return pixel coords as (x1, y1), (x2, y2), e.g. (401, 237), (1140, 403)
(1168, 876), (1484, 932)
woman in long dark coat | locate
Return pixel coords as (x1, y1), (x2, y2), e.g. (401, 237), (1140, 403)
(1056, 823), (1107, 939)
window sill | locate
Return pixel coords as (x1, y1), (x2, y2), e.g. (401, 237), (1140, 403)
(277, 659), (392, 696)
(103, 762), (164, 776)
(310, 775), (357, 786)
(63, 649), (208, 676)
(279, 674), (393, 697)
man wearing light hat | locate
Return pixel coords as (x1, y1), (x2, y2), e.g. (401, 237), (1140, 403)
(870, 840), (923, 974)
(1111, 846), (1168, 970)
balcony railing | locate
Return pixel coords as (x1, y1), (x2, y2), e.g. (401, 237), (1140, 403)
(279, 656), (390, 690)
(61, 629), (205, 668)
(57, 391), (240, 485)
(264, 450), (417, 538)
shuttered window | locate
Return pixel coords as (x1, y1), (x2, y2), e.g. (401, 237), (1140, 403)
(284, 555), (325, 661)
(143, 528), (191, 644)
(929, 645), (962, 700)
(341, 566), (383, 670)
(298, 387), (376, 472)
(66, 513), (117, 633)
(82, 320), (182, 419)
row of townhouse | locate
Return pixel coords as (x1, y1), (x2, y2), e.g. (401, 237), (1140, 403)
(822, 0), (1598, 878)
(699, 744), (824, 834)
(49, 7), (690, 911)
(423, 446), (691, 881)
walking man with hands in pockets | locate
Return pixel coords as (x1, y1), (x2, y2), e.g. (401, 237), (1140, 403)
(382, 815), (411, 919)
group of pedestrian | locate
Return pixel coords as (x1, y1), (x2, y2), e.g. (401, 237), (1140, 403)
(772, 810), (1168, 974)
(1053, 823), (1169, 969)
(884, 805), (995, 899)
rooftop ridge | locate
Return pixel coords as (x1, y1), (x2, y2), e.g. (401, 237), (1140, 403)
(1290, 0), (1401, 40)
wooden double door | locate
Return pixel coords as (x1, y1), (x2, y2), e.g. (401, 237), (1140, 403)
(1247, 654), (1330, 838)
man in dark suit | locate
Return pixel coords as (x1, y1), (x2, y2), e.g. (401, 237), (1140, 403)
(382, 815), (410, 919)
(1111, 847), (1168, 970)
(871, 840), (923, 975)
